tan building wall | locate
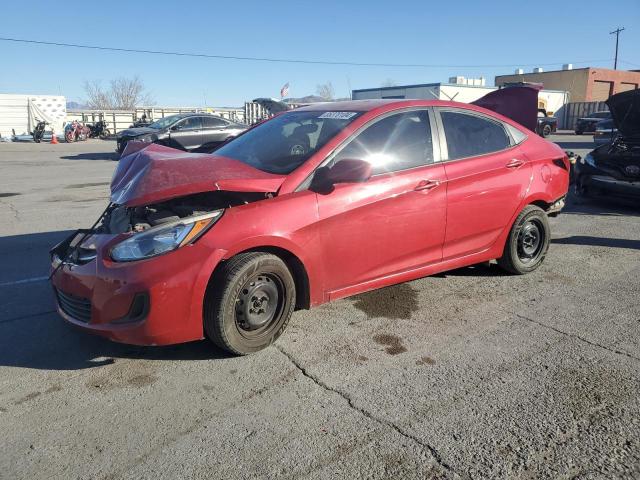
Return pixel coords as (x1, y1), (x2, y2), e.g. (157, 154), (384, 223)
(495, 68), (640, 102)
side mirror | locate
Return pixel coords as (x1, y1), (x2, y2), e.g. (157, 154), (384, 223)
(311, 159), (372, 193)
(170, 124), (182, 131)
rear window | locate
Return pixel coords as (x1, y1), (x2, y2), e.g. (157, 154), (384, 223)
(440, 111), (511, 160)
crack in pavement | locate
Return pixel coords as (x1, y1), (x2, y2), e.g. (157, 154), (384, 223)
(275, 344), (466, 479)
(515, 313), (640, 362)
(0, 198), (20, 220)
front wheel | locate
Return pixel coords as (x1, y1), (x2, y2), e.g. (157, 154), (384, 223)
(204, 252), (296, 355)
(65, 131), (75, 143)
(541, 125), (552, 137)
(498, 205), (550, 275)
(100, 129), (111, 139)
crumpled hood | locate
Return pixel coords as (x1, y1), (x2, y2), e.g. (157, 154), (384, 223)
(606, 89), (640, 137)
(110, 143), (286, 207)
(117, 127), (158, 138)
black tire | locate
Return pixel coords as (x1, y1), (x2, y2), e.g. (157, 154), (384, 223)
(541, 124), (552, 138)
(497, 205), (550, 275)
(204, 252), (296, 355)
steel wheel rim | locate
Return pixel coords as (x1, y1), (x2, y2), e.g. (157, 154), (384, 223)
(235, 273), (285, 339)
(517, 219), (544, 263)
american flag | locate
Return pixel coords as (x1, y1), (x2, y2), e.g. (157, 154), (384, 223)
(280, 82), (290, 99)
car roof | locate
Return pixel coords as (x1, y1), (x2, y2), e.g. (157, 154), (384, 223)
(295, 99), (455, 113)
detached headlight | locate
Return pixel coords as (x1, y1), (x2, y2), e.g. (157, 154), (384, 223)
(110, 210), (223, 262)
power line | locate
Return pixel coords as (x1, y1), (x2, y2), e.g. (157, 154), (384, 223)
(0, 36), (612, 69)
(620, 59), (640, 68)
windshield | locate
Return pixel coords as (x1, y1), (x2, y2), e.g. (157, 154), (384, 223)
(148, 115), (184, 129)
(214, 110), (363, 174)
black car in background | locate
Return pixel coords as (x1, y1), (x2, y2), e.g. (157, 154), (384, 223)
(575, 111), (611, 135)
(536, 109), (557, 137)
(116, 113), (247, 154)
(593, 119), (618, 145)
(574, 89), (640, 202)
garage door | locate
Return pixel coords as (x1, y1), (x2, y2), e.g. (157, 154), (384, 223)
(592, 81), (613, 101)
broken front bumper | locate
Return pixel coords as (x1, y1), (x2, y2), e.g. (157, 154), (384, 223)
(50, 230), (226, 346)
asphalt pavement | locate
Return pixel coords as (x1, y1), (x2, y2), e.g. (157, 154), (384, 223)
(0, 134), (638, 479)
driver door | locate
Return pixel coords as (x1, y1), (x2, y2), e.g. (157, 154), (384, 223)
(313, 109), (447, 299)
(169, 116), (203, 150)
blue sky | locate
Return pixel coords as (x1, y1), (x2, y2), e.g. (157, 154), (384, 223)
(1, 0), (639, 107)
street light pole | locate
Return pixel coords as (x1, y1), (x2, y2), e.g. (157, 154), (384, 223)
(610, 27), (625, 70)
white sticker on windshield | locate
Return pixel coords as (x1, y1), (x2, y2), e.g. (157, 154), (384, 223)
(318, 111), (358, 120)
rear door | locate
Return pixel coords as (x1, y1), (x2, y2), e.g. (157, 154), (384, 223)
(435, 108), (532, 260)
(201, 116), (232, 147)
(169, 116), (203, 149)
(313, 109), (447, 296)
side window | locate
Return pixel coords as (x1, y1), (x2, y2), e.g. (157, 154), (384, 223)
(202, 116), (227, 128)
(332, 110), (433, 175)
(440, 111), (511, 160)
(176, 117), (202, 130)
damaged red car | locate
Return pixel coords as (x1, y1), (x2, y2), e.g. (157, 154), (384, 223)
(51, 93), (569, 354)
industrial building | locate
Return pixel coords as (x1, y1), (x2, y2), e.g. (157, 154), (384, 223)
(352, 77), (569, 116)
(496, 65), (640, 102)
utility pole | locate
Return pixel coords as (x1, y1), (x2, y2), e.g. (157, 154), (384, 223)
(610, 27), (625, 70)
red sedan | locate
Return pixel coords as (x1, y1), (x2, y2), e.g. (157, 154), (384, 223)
(51, 97), (569, 354)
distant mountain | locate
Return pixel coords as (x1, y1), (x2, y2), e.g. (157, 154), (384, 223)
(66, 101), (88, 110)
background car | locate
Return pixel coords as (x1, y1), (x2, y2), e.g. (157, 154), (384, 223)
(536, 109), (557, 137)
(593, 118), (618, 145)
(116, 113), (247, 154)
(576, 89), (640, 201)
(575, 111), (612, 135)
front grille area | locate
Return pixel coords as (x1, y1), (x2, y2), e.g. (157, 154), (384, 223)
(56, 289), (92, 323)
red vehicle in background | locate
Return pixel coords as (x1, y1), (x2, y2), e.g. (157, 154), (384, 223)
(65, 120), (91, 143)
(50, 88), (569, 355)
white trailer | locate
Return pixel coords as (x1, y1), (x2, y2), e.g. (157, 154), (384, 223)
(0, 94), (66, 138)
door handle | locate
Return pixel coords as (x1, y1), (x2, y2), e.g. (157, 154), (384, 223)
(414, 179), (441, 191)
(506, 159), (525, 169)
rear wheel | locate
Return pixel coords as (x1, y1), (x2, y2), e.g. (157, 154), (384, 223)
(541, 124), (552, 137)
(498, 205), (550, 275)
(204, 252), (296, 355)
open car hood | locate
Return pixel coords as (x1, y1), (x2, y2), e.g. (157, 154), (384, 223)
(111, 142), (286, 207)
(606, 89), (640, 137)
(472, 84), (542, 132)
(252, 98), (292, 115)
